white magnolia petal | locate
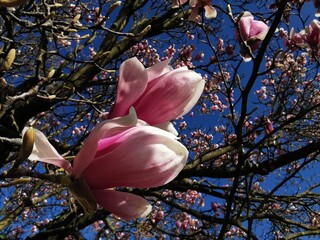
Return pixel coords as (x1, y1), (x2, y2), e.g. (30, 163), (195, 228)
(154, 121), (179, 136)
(24, 128), (72, 172)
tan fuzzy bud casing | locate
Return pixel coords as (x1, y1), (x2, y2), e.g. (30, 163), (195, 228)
(72, 14), (81, 23)
(107, 1), (121, 14)
(0, 0), (28, 7)
(47, 69), (55, 78)
(1, 49), (16, 72)
(18, 127), (35, 162)
(53, 3), (63, 8)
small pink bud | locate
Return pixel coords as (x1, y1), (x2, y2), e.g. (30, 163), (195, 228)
(176, 220), (182, 228)
(265, 119), (274, 134)
(194, 52), (204, 61)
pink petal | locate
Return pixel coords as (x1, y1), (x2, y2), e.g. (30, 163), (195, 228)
(146, 58), (172, 82)
(133, 69), (204, 125)
(92, 189), (152, 220)
(238, 12), (254, 40)
(107, 57), (148, 119)
(204, 5), (217, 19)
(73, 108), (143, 176)
(26, 128), (72, 173)
(82, 126), (188, 189)
(307, 20), (320, 46)
(246, 27), (269, 51)
(179, 73), (205, 116)
(249, 20), (269, 38)
(265, 119), (274, 134)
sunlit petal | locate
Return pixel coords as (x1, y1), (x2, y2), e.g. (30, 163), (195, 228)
(26, 128), (72, 173)
(73, 108), (140, 176)
(82, 126), (188, 189)
(108, 57), (148, 119)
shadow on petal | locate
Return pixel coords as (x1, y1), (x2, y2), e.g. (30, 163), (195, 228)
(92, 189), (152, 220)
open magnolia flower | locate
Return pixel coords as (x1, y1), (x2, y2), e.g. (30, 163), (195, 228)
(236, 12), (269, 61)
(26, 108), (188, 220)
(107, 57), (204, 126)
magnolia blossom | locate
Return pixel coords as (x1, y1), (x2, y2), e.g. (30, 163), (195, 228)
(172, 0), (217, 21)
(236, 12), (269, 61)
(282, 20), (320, 50)
(26, 109), (188, 220)
(107, 57), (204, 126)
(305, 19), (320, 48)
(283, 28), (307, 49)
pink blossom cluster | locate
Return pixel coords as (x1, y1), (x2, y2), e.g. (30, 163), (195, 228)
(160, 189), (205, 209)
(181, 127), (214, 155)
(128, 40), (160, 66)
(175, 212), (201, 233)
(151, 210), (165, 225)
(25, 57), (204, 220)
(310, 212), (320, 227)
(281, 20), (320, 53)
(176, 44), (196, 68)
(236, 11), (269, 61)
(91, 220), (104, 231)
(224, 227), (247, 238)
(201, 74), (230, 114)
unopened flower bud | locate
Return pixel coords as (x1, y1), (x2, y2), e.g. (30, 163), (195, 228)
(1, 48), (16, 72)
(0, 0), (27, 7)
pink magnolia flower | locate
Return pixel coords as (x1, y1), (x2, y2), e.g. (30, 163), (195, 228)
(236, 12), (269, 61)
(283, 28), (307, 49)
(172, 0), (217, 22)
(305, 19), (320, 48)
(107, 57), (204, 126)
(26, 108), (188, 220)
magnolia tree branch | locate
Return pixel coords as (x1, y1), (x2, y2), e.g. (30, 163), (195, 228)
(26, 208), (108, 240)
(2, 6), (191, 132)
(178, 139), (320, 179)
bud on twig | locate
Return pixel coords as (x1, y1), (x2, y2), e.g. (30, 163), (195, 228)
(227, 4), (234, 21)
(47, 69), (55, 78)
(107, 1), (121, 15)
(134, 25), (151, 41)
(1, 48), (16, 72)
(72, 14), (81, 23)
(52, 3), (63, 8)
(0, 0), (28, 7)
(15, 127), (35, 167)
(0, 77), (7, 88)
